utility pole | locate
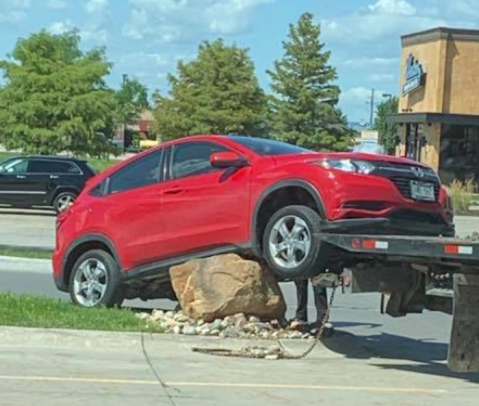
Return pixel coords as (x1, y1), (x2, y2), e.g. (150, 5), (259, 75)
(368, 88), (375, 127)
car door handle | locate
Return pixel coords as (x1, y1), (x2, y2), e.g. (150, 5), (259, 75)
(50, 175), (59, 179)
(163, 188), (183, 195)
(16, 175), (26, 179)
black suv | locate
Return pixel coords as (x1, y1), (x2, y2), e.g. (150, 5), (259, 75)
(0, 156), (96, 213)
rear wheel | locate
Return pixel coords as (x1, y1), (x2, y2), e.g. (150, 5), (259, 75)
(69, 249), (124, 308)
(54, 191), (77, 213)
(262, 205), (327, 280)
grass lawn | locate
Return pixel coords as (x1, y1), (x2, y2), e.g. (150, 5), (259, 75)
(0, 293), (163, 333)
(0, 151), (119, 172)
(0, 248), (52, 260)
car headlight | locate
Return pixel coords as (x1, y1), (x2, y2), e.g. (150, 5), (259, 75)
(319, 158), (376, 175)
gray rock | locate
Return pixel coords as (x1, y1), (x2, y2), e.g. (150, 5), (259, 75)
(210, 329), (220, 336)
(136, 312), (150, 320)
(150, 309), (164, 321)
(211, 319), (224, 331)
(223, 326), (241, 338)
(253, 322), (273, 332)
(248, 316), (260, 323)
(172, 325), (182, 334)
(265, 354), (279, 360)
(165, 311), (174, 319)
(289, 331), (303, 339)
(182, 325), (197, 336)
(233, 313), (247, 330)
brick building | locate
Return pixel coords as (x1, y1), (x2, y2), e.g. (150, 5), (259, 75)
(388, 27), (479, 185)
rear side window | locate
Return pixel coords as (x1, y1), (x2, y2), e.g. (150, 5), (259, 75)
(108, 150), (162, 194)
(171, 142), (227, 179)
(28, 160), (81, 174)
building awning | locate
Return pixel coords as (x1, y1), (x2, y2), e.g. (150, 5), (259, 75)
(387, 112), (479, 126)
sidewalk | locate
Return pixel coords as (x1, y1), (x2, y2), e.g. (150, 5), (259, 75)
(0, 326), (477, 406)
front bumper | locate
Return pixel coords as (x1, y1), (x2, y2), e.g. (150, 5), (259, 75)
(321, 217), (455, 237)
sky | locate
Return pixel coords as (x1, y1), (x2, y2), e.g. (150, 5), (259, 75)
(0, 0), (478, 124)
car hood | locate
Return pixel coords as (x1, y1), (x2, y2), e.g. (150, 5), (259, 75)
(274, 152), (430, 169)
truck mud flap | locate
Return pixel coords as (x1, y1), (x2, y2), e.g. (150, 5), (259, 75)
(448, 273), (479, 372)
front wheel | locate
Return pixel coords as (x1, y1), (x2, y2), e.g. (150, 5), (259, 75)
(69, 249), (124, 308)
(262, 205), (327, 280)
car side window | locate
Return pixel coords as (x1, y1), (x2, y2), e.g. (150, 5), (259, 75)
(108, 150), (162, 194)
(171, 142), (228, 180)
(0, 159), (28, 174)
(28, 160), (81, 174)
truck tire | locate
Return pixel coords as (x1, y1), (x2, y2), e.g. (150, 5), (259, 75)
(262, 205), (327, 280)
(69, 249), (124, 308)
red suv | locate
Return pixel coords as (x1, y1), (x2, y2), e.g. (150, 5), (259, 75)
(53, 135), (454, 307)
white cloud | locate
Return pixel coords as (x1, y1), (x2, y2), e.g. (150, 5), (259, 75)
(343, 57), (399, 67)
(85, 0), (109, 14)
(322, 0), (447, 45)
(48, 0), (67, 9)
(0, 0), (30, 22)
(367, 73), (395, 82)
(123, 0), (274, 41)
(81, 28), (109, 44)
(49, 20), (74, 34)
(368, 0), (416, 16)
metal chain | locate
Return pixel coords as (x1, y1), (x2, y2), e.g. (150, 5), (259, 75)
(191, 284), (338, 360)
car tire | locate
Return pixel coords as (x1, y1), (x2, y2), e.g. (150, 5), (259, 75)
(262, 205), (327, 280)
(69, 249), (124, 308)
(53, 191), (77, 214)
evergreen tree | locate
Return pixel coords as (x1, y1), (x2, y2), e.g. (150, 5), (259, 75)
(268, 13), (352, 151)
(0, 30), (117, 156)
(153, 39), (266, 140)
(374, 96), (399, 154)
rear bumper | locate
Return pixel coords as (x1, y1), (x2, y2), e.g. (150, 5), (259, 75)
(52, 250), (68, 292)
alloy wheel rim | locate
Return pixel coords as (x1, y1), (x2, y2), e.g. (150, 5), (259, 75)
(268, 215), (311, 269)
(73, 258), (108, 307)
(58, 195), (74, 212)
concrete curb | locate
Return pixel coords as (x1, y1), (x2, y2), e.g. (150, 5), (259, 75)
(0, 256), (52, 274)
(0, 326), (356, 359)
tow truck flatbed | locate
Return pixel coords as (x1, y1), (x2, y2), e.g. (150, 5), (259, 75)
(319, 233), (479, 373)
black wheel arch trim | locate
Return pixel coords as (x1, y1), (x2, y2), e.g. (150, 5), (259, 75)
(60, 233), (122, 286)
(251, 179), (326, 257)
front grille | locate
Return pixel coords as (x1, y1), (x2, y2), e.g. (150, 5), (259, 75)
(390, 176), (440, 201)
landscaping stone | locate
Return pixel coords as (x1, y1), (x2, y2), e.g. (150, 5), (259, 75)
(169, 254), (286, 322)
(137, 308), (314, 340)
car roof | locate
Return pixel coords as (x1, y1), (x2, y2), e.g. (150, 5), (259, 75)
(23, 155), (87, 163)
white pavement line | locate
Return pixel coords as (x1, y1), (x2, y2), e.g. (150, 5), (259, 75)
(0, 375), (447, 394)
(0, 256), (52, 274)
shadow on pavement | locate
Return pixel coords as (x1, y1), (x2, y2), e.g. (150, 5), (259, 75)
(322, 331), (479, 384)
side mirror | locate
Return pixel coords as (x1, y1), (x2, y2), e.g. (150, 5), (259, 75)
(210, 151), (248, 169)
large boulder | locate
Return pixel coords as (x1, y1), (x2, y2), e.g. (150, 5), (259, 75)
(169, 254), (286, 322)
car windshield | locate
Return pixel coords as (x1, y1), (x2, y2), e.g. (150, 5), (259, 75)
(231, 136), (311, 156)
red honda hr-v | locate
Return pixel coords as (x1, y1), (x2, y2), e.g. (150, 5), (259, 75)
(53, 135), (454, 307)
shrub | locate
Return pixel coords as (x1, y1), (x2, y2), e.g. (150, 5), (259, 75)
(448, 179), (476, 214)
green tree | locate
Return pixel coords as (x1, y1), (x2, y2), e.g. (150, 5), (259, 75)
(153, 39), (266, 140)
(374, 96), (399, 154)
(267, 12), (352, 151)
(0, 30), (117, 156)
(116, 75), (149, 124)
